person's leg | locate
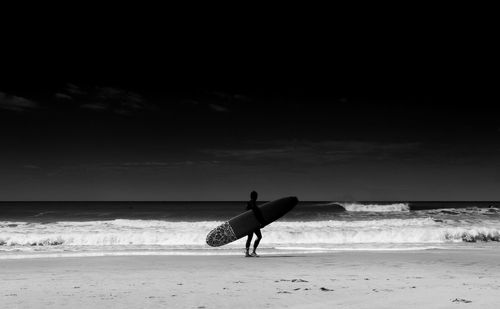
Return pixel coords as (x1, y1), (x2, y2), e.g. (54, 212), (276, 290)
(253, 229), (262, 255)
(245, 233), (253, 256)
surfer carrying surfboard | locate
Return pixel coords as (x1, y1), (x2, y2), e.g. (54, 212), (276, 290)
(245, 191), (265, 257)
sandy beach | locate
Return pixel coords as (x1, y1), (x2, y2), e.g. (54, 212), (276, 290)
(1, 249), (500, 308)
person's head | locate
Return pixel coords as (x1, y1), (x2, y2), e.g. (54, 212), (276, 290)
(250, 190), (258, 201)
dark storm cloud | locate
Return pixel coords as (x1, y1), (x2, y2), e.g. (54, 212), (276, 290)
(0, 92), (39, 112)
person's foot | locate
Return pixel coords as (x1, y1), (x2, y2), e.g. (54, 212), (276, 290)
(245, 250), (251, 257)
(251, 252), (259, 257)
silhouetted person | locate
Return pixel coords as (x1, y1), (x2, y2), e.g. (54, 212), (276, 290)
(245, 190), (265, 257)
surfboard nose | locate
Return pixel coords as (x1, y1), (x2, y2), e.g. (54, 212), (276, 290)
(286, 196), (299, 206)
(281, 196), (299, 211)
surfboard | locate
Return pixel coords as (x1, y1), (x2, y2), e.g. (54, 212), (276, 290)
(206, 196), (298, 247)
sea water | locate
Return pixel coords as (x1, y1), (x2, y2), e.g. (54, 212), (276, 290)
(1, 201), (499, 259)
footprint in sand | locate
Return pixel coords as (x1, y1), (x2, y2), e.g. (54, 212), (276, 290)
(292, 279), (308, 282)
(372, 288), (394, 293)
(276, 278), (309, 283)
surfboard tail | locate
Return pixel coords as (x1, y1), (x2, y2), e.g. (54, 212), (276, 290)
(206, 222), (237, 247)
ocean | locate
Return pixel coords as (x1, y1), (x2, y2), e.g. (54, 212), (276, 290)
(1, 201), (499, 259)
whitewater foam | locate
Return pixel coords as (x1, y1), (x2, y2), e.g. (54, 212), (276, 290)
(1, 218), (499, 251)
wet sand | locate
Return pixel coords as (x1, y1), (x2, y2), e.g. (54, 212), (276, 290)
(1, 249), (500, 308)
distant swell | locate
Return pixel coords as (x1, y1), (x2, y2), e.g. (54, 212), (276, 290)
(1, 219), (499, 248)
(339, 203), (410, 212)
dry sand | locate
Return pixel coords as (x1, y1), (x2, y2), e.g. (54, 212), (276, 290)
(1, 249), (500, 308)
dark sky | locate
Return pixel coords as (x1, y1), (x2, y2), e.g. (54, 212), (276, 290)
(1, 13), (497, 201)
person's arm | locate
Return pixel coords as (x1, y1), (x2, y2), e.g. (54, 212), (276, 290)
(250, 203), (266, 227)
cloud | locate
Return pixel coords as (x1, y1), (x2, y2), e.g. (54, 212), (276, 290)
(0, 92), (39, 112)
(45, 160), (220, 176)
(104, 161), (220, 169)
(203, 140), (422, 165)
(80, 103), (107, 110)
(54, 93), (73, 100)
(54, 85), (151, 115)
(209, 104), (229, 112)
(119, 161), (194, 168)
(205, 147), (294, 159)
(212, 91), (251, 102)
(65, 84), (86, 95)
(178, 91), (253, 113)
(84, 87), (148, 114)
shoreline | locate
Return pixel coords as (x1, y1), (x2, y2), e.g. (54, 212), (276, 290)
(0, 244), (490, 260)
(2, 249), (500, 308)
